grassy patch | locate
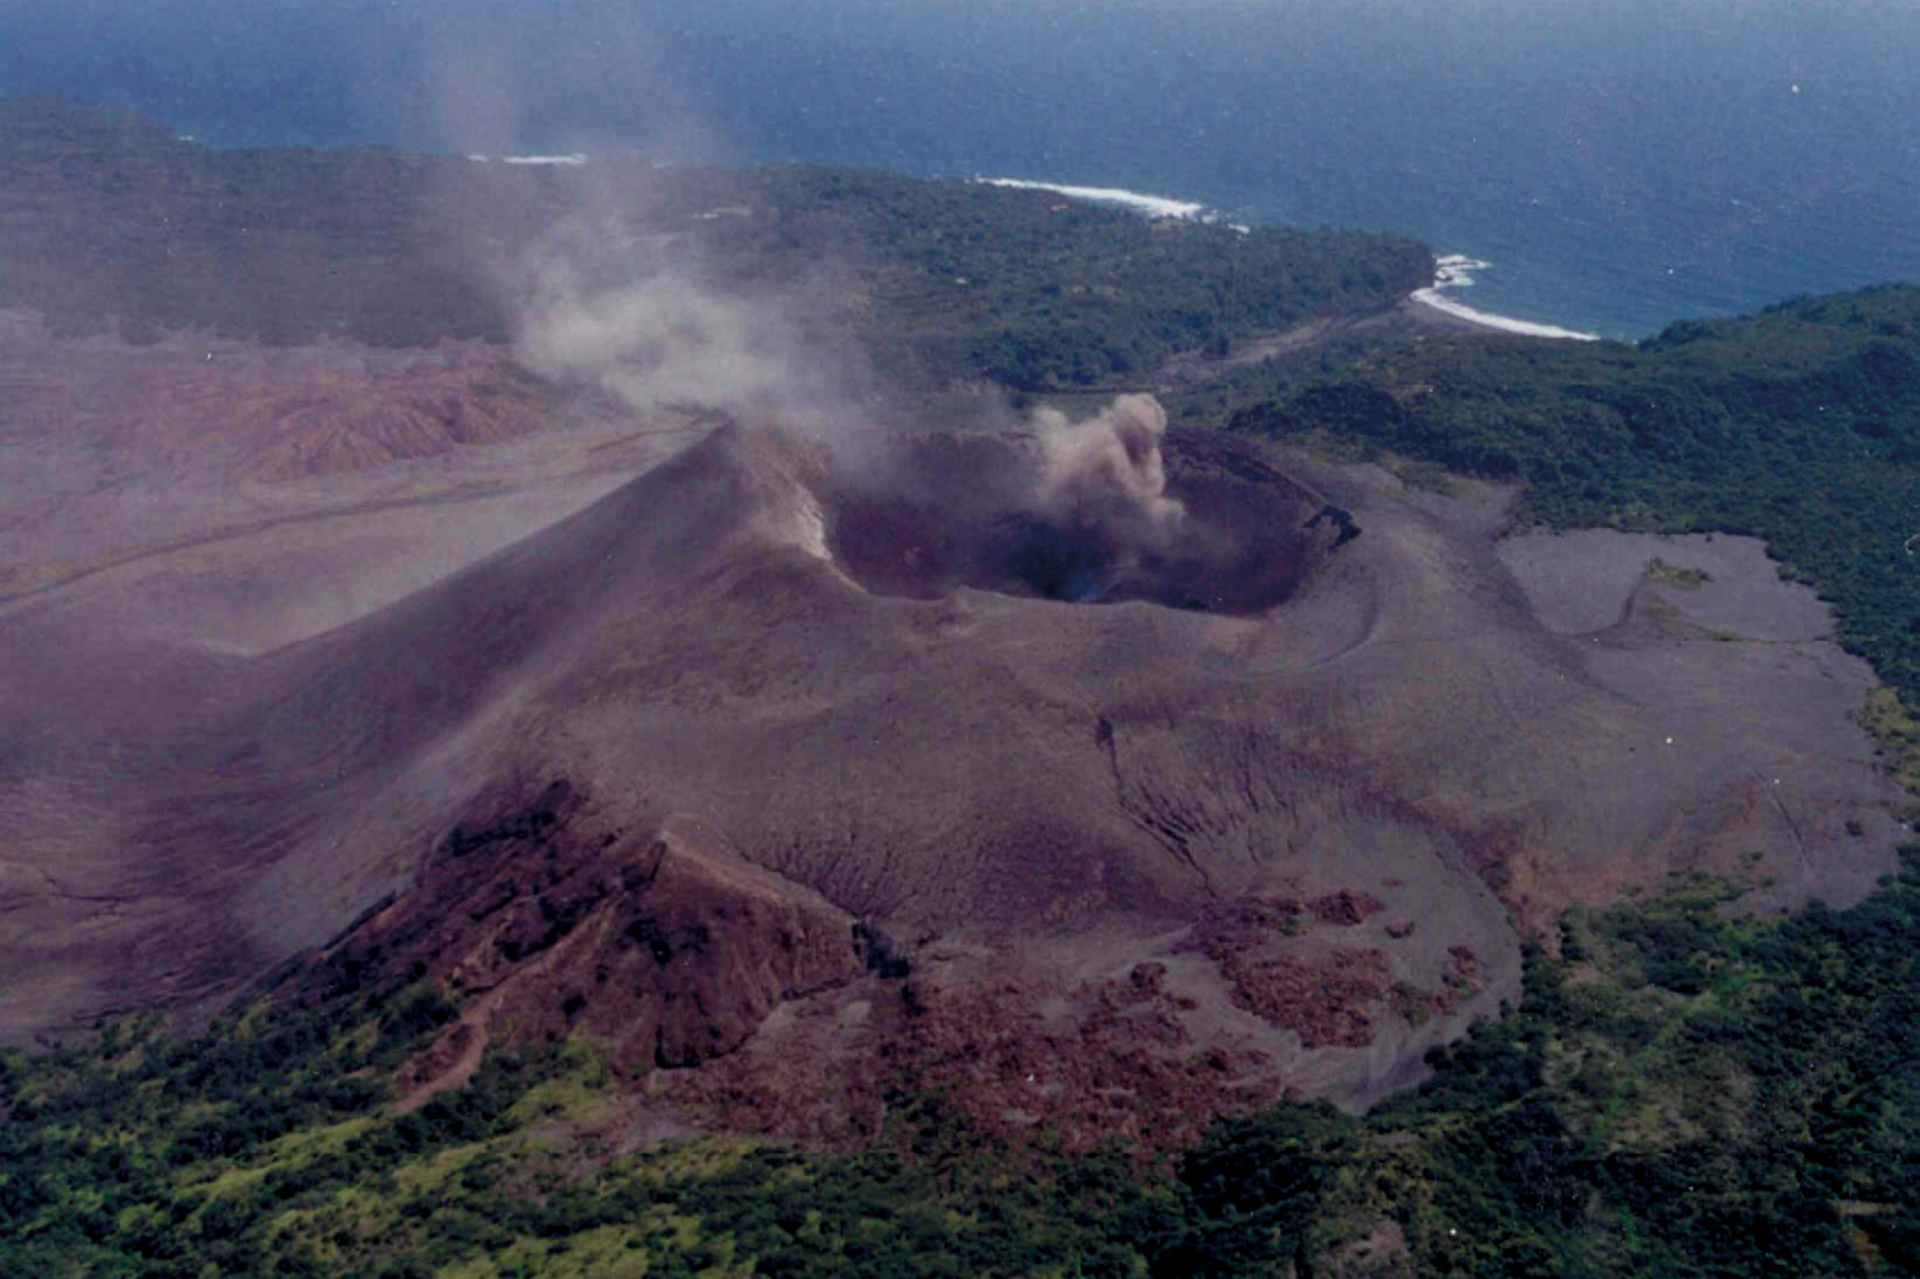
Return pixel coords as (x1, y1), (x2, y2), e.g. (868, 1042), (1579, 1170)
(1644, 556), (1711, 588)
(1858, 684), (1920, 797)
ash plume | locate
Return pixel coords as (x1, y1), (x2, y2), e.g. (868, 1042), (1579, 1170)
(401, 8), (866, 441)
(1031, 393), (1185, 540)
(510, 211), (860, 435)
(962, 394), (1188, 605)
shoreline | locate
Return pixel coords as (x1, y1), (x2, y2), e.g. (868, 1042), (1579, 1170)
(977, 177), (1205, 220)
(980, 181), (1603, 341)
(977, 177), (1249, 232)
(1411, 254), (1602, 342)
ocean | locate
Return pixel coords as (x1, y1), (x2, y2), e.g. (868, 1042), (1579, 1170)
(4, 0), (1918, 340)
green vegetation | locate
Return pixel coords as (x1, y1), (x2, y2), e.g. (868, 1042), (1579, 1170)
(6, 851), (1916, 1275)
(6, 98), (1920, 1277)
(745, 168), (1429, 392)
(0, 98), (1427, 391)
(1644, 558), (1711, 589)
(1857, 686), (1920, 800)
(1343, 853), (1920, 1276)
(1222, 287), (1920, 705)
(0, 974), (1337, 1276)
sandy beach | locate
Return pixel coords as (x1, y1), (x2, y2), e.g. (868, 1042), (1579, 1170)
(1411, 254), (1602, 341)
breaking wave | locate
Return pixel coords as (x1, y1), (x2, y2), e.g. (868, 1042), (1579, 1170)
(977, 177), (1248, 233)
(1412, 254), (1601, 342)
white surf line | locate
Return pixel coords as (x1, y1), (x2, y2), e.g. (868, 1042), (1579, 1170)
(1412, 253), (1601, 342)
(978, 177), (1210, 222)
(467, 153), (591, 166)
(980, 177), (1254, 236)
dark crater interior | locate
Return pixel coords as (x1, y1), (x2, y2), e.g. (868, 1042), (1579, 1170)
(824, 429), (1341, 616)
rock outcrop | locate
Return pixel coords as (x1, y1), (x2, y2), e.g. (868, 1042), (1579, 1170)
(339, 783), (865, 1097)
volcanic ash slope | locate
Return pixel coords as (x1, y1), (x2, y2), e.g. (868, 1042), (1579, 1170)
(2, 417), (1900, 1125)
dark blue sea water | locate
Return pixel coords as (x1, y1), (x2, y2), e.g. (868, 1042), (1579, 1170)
(5, 0), (1918, 338)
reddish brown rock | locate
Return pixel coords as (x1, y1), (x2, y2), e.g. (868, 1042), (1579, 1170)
(320, 783), (864, 1098)
(664, 961), (1287, 1160)
(1175, 896), (1393, 1048)
(4, 389), (1897, 1124)
(1310, 890), (1387, 926)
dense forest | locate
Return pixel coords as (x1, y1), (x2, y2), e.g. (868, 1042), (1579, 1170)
(742, 168), (1429, 392)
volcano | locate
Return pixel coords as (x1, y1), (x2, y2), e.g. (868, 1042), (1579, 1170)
(0, 406), (1899, 1129)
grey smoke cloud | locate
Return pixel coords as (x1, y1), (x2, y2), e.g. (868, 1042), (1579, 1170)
(1031, 393), (1185, 540)
(404, 10), (846, 434)
(498, 164), (880, 441)
(513, 217), (817, 421)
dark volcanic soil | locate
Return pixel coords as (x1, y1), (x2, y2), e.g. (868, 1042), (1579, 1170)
(823, 429), (1326, 616)
(0, 382), (1902, 1125)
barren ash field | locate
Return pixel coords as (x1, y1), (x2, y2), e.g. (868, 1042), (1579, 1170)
(3, 100), (1918, 1276)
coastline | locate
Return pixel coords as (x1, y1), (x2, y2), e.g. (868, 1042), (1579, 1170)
(977, 177), (1249, 232)
(981, 180), (1601, 342)
(466, 153), (589, 166)
(977, 177), (1205, 220)
(1411, 255), (1601, 342)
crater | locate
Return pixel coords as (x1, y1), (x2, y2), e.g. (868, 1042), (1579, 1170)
(823, 426), (1340, 617)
